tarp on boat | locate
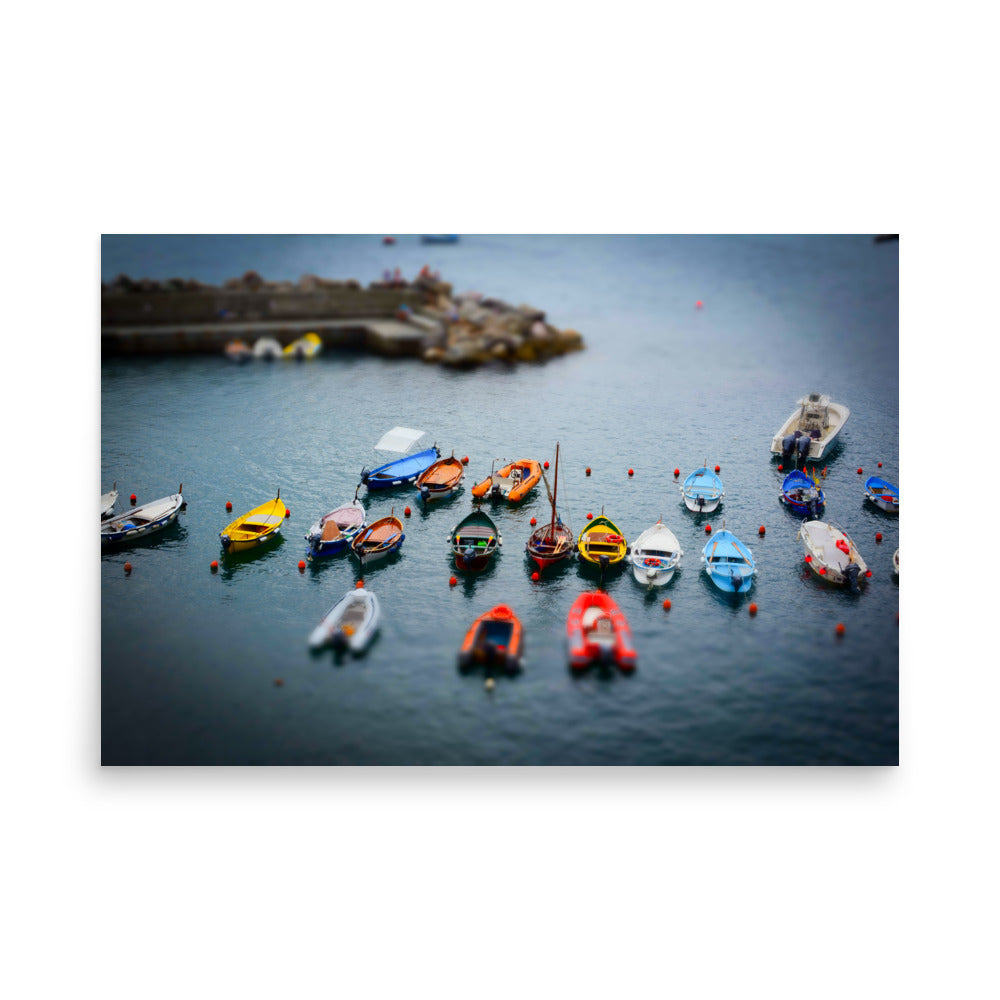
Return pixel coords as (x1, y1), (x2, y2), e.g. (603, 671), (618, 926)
(375, 427), (427, 452)
(374, 427), (426, 452)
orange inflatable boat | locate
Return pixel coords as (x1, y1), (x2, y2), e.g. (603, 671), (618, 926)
(471, 459), (542, 503)
(457, 604), (523, 674)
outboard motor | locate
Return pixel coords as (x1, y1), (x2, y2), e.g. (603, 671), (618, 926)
(796, 434), (811, 463)
(331, 630), (348, 651)
(806, 495), (819, 519)
(782, 433), (797, 463)
(360, 467), (370, 485)
(696, 495), (706, 510)
(845, 562), (861, 593)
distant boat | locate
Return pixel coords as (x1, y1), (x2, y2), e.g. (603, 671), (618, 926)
(220, 493), (286, 553)
(566, 591), (636, 672)
(304, 493), (366, 559)
(421, 235), (459, 244)
(449, 509), (502, 572)
(526, 443), (574, 572)
(351, 512), (405, 568)
(864, 475), (898, 514)
(779, 468), (825, 518)
(458, 604), (523, 674)
(471, 458), (542, 504)
(308, 587), (380, 653)
(681, 466), (725, 513)
(702, 527), (756, 595)
(771, 393), (850, 463)
(224, 339), (253, 363)
(253, 337), (283, 360)
(415, 454), (465, 503)
(361, 427), (440, 490)
(283, 331), (322, 359)
(101, 482), (118, 520)
(893, 548), (899, 576)
(798, 519), (867, 592)
(102, 486), (184, 547)
(629, 520), (683, 586)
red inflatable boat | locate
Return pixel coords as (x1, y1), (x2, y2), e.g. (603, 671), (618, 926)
(566, 591), (636, 671)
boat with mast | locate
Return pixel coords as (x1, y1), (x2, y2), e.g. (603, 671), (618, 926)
(526, 443), (573, 572)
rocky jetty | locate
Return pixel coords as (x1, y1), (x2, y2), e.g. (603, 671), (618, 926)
(101, 269), (584, 366)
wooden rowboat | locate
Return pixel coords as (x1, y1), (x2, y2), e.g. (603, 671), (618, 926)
(629, 520), (683, 586)
(415, 454), (465, 503)
(102, 486), (184, 547)
(576, 514), (628, 570)
(702, 528), (756, 595)
(351, 512), (405, 567)
(449, 509), (502, 571)
(458, 604), (523, 674)
(681, 467), (724, 513)
(220, 493), (286, 553)
(526, 443), (573, 572)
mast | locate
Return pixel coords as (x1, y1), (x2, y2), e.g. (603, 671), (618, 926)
(549, 443), (559, 538)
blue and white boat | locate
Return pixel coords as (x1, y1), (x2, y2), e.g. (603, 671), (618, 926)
(360, 426), (440, 490)
(779, 469), (825, 518)
(681, 466), (725, 513)
(304, 494), (366, 560)
(701, 528), (756, 594)
(864, 475), (898, 514)
(101, 486), (184, 547)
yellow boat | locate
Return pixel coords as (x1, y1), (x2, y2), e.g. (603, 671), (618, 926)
(576, 514), (628, 568)
(220, 493), (287, 552)
(283, 331), (322, 359)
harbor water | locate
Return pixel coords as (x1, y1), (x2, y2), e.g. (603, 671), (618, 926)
(100, 235), (899, 765)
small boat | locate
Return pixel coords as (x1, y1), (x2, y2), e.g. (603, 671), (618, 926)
(224, 339), (253, 363)
(421, 234), (459, 244)
(702, 527), (756, 594)
(102, 486), (184, 547)
(283, 331), (322, 359)
(526, 443), (574, 572)
(308, 587), (381, 653)
(449, 509), (502, 571)
(771, 393), (850, 463)
(864, 475), (899, 514)
(304, 493), (366, 559)
(577, 514), (628, 575)
(220, 493), (286, 553)
(893, 548), (899, 575)
(566, 591), (636, 672)
(779, 468), (825, 518)
(415, 454), (465, 503)
(629, 520), (683, 586)
(101, 482), (118, 520)
(361, 427), (440, 490)
(253, 337), (283, 360)
(471, 458), (542, 504)
(681, 466), (724, 513)
(351, 511), (405, 567)
(798, 519), (868, 592)
(458, 604), (523, 674)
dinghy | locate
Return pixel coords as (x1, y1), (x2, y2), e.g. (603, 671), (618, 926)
(702, 527), (756, 594)
(101, 482), (118, 520)
(471, 458), (542, 504)
(102, 486), (184, 547)
(798, 519), (868, 592)
(253, 337), (283, 360)
(351, 512), (405, 567)
(283, 331), (322, 359)
(893, 548), (899, 576)
(779, 468), (825, 518)
(771, 393), (850, 463)
(449, 509), (502, 571)
(576, 514), (628, 572)
(681, 467), (725, 513)
(304, 493), (366, 559)
(415, 454), (465, 503)
(458, 604), (523, 674)
(360, 427), (440, 490)
(566, 591), (636, 671)
(224, 339), (253, 363)
(220, 493), (286, 553)
(864, 475), (899, 514)
(526, 443), (574, 572)
(308, 587), (380, 653)
(629, 520), (683, 586)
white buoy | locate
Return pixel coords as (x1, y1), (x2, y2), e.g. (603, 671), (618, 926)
(485, 678), (495, 692)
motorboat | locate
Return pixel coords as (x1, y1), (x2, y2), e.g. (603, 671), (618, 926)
(253, 337), (283, 360)
(458, 604), (523, 674)
(361, 427), (440, 490)
(566, 591), (636, 671)
(779, 469), (825, 518)
(102, 486), (184, 547)
(771, 393), (850, 463)
(471, 458), (542, 504)
(798, 519), (868, 592)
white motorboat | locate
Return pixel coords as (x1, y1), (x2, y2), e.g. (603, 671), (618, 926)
(629, 520), (683, 586)
(771, 393), (850, 463)
(308, 587), (380, 653)
(253, 337), (283, 360)
(798, 519), (868, 592)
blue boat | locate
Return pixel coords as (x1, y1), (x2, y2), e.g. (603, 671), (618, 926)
(864, 475), (898, 514)
(420, 234), (459, 244)
(702, 528), (756, 594)
(779, 469), (825, 518)
(361, 446), (441, 489)
(681, 467), (725, 512)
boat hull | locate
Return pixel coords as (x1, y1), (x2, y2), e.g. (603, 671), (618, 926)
(629, 522), (683, 586)
(101, 492), (184, 547)
(681, 468), (725, 514)
(566, 592), (636, 671)
(415, 457), (465, 503)
(702, 529), (756, 595)
(309, 589), (380, 652)
(864, 476), (899, 514)
(361, 446), (441, 490)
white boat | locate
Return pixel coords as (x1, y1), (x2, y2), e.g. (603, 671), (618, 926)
(893, 548), (899, 576)
(101, 486), (184, 547)
(308, 588), (380, 653)
(253, 337), (283, 360)
(629, 520), (683, 586)
(798, 519), (868, 592)
(101, 482), (118, 520)
(771, 393), (850, 463)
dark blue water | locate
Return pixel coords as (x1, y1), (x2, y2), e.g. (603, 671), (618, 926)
(101, 235), (898, 764)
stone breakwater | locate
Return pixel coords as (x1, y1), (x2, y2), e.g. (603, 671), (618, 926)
(101, 270), (585, 366)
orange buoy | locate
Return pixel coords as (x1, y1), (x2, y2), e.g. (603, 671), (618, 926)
(355, 579), (364, 589)
(875, 532), (883, 543)
(704, 524), (712, 534)
(530, 517), (537, 526)
(531, 571), (540, 582)
(226, 501), (233, 511)
(449, 576), (457, 587)
(835, 622), (846, 636)
(462, 456), (469, 465)
(404, 507), (411, 517)
(210, 560), (218, 572)
(587, 512), (593, 520)
(749, 603), (758, 616)
(585, 467), (591, 476)
(695, 300), (703, 308)
(714, 465), (720, 473)
(124, 562), (132, 574)
(130, 494), (137, 505)
(662, 599), (671, 611)
(298, 560), (306, 572)
(758, 525), (766, 536)
(628, 468), (634, 477)
(544, 460), (549, 469)
(274, 678), (284, 687)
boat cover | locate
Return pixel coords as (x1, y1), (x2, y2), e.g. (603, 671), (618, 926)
(374, 427), (426, 452)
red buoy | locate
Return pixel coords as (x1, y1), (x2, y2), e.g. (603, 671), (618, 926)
(210, 560), (218, 572)
(704, 524), (712, 534)
(866, 570), (873, 577)
(462, 456), (469, 465)
(124, 562), (132, 574)
(298, 560), (306, 572)
(628, 468), (634, 477)
(587, 512), (593, 520)
(714, 465), (720, 473)
(857, 468), (863, 475)
(226, 501), (233, 511)
(777, 464), (784, 471)
(404, 507), (411, 517)
(544, 461), (549, 469)
(130, 494), (137, 505)
(805, 554), (812, 563)
(758, 525), (766, 536)
(585, 467), (591, 476)
(530, 517), (537, 526)
(819, 567), (827, 574)
(662, 599), (671, 611)
(835, 622), (846, 636)
(876, 532), (883, 543)
(449, 575), (457, 587)
(749, 603), (758, 616)
(673, 468), (679, 477)
(355, 579), (364, 589)
(285, 509), (290, 517)
(696, 300), (703, 308)
(531, 572), (540, 582)
(274, 678), (284, 687)
(877, 462), (883, 468)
